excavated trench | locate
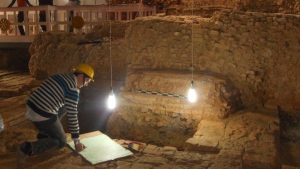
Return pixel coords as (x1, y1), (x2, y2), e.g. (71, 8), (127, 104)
(1, 41), (300, 166)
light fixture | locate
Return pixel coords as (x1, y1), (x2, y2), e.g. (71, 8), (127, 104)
(187, 0), (197, 103)
(188, 80), (196, 102)
(107, 87), (116, 109)
(107, 1), (116, 110)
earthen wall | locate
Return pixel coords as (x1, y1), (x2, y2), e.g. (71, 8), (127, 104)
(124, 11), (300, 113)
(28, 10), (300, 113)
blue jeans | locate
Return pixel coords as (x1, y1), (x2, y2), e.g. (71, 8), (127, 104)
(31, 106), (67, 155)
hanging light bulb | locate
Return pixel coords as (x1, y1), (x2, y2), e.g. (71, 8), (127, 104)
(187, 1), (197, 103)
(188, 80), (196, 103)
(107, 4), (116, 110)
(107, 89), (116, 109)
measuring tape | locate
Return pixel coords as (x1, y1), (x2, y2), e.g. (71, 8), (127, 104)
(137, 90), (187, 98)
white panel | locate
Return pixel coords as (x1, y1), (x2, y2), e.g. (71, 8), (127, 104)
(68, 132), (133, 164)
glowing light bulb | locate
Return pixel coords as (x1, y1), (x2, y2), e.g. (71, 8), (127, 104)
(188, 81), (197, 103)
(107, 90), (116, 109)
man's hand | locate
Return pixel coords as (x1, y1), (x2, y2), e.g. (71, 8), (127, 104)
(74, 140), (86, 152)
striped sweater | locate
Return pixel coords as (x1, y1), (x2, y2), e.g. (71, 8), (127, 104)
(27, 73), (80, 139)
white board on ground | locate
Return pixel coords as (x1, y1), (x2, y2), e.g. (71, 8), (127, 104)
(67, 131), (133, 165)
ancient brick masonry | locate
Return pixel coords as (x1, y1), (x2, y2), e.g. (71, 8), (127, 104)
(124, 11), (300, 113)
(28, 11), (300, 113)
(106, 70), (243, 148)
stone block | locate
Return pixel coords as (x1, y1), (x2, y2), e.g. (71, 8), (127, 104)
(184, 137), (220, 153)
(162, 146), (177, 152)
(116, 161), (132, 168)
(143, 144), (161, 155)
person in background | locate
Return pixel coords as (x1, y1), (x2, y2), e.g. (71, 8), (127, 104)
(8, 0), (33, 35)
(17, 64), (94, 166)
(38, 0), (53, 31)
(17, 0), (27, 35)
(65, 0), (81, 32)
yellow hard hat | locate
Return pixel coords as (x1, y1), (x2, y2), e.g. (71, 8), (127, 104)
(73, 64), (94, 81)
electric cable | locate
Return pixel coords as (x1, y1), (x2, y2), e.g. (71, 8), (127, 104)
(191, 0), (194, 82)
(77, 41), (102, 63)
(109, 0), (113, 89)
